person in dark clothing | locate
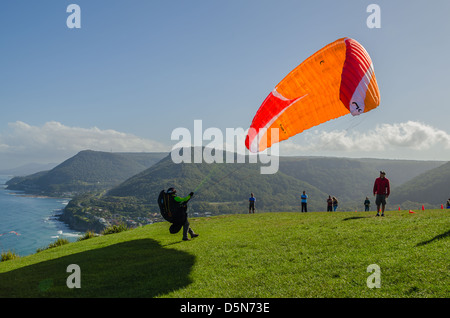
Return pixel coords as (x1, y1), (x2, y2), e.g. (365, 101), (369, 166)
(301, 191), (308, 212)
(332, 196), (338, 211)
(166, 187), (199, 241)
(327, 196), (333, 212)
(249, 193), (256, 214)
(373, 171), (390, 217)
(364, 197), (371, 211)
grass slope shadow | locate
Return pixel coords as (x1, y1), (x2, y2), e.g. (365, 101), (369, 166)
(416, 229), (450, 247)
(0, 238), (195, 297)
(342, 216), (369, 221)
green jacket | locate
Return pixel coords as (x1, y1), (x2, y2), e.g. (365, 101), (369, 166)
(173, 194), (192, 203)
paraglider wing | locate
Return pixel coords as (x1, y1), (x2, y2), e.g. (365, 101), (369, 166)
(0, 231), (20, 237)
(245, 37), (380, 153)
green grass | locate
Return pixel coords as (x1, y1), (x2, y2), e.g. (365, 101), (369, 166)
(0, 210), (448, 297)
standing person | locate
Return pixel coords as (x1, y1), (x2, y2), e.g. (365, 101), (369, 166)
(364, 197), (371, 211)
(332, 196), (338, 211)
(301, 191), (308, 212)
(446, 198), (450, 209)
(373, 171), (390, 217)
(327, 196), (333, 212)
(166, 187), (199, 241)
(249, 193), (256, 214)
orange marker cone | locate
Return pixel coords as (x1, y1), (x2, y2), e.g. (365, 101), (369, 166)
(441, 204), (444, 209)
(409, 210), (415, 214)
(398, 207), (401, 211)
(422, 205), (425, 211)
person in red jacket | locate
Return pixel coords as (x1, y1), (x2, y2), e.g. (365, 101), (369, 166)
(373, 171), (390, 217)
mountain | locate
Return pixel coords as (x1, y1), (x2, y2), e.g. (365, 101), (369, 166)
(100, 150), (445, 214)
(61, 151), (331, 232)
(107, 153), (329, 213)
(6, 150), (167, 196)
(389, 161), (450, 207)
(58, 149), (446, 232)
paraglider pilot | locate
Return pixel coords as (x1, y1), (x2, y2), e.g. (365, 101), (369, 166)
(167, 187), (199, 241)
(373, 171), (390, 217)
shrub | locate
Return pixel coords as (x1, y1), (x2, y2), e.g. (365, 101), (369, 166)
(102, 223), (129, 235)
(77, 231), (97, 241)
(36, 238), (70, 253)
(1, 250), (20, 262)
(48, 238), (70, 249)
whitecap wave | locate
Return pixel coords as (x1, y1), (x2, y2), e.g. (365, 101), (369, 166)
(58, 231), (82, 238)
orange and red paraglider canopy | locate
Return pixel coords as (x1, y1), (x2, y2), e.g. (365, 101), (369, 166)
(245, 37), (380, 153)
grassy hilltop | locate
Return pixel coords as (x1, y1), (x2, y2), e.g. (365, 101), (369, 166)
(0, 209), (448, 298)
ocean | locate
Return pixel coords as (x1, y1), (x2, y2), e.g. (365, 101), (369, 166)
(0, 175), (82, 257)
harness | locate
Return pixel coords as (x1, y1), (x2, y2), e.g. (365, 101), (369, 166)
(157, 190), (187, 224)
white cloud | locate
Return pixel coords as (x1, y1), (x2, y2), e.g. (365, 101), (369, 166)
(1, 120), (449, 169)
(0, 121), (170, 168)
(280, 121), (450, 157)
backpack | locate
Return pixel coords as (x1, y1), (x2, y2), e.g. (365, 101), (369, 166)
(157, 190), (187, 224)
(158, 190), (173, 222)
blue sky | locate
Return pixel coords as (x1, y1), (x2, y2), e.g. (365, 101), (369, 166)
(1, 0), (450, 168)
